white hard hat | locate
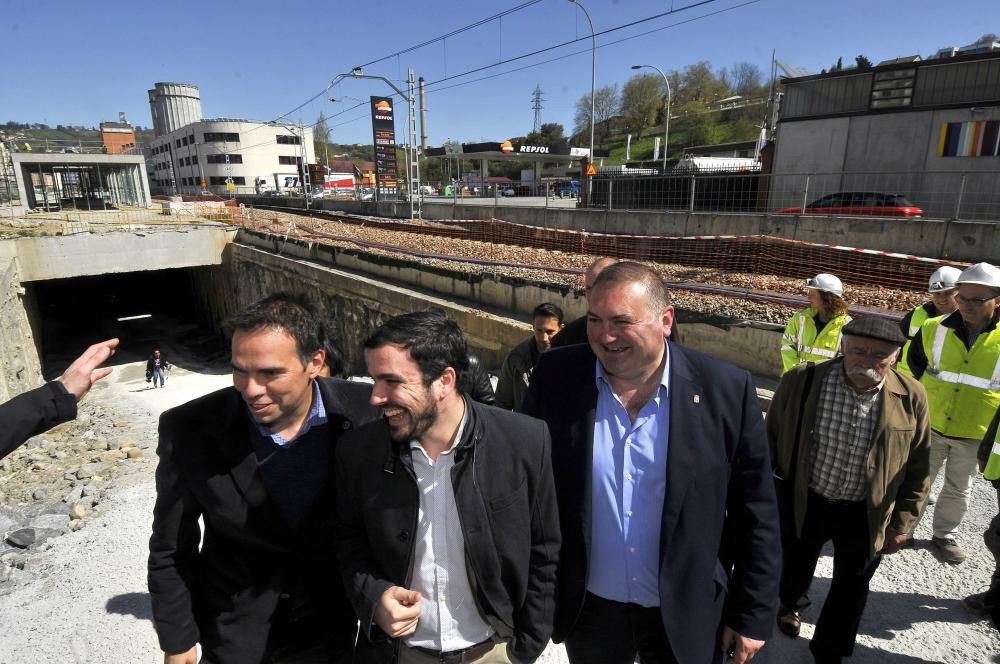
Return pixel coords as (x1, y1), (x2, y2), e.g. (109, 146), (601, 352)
(928, 266), (962, 292)
(806, 273), (843, 296)
(957, 262), (1000, 288)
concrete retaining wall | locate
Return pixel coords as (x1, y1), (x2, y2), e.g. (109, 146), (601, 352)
(239, 195), (1000, 263)
(189, 242), (533, 374)
(0, 255), (43, 402)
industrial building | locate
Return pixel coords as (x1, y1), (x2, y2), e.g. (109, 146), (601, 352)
(146, 82), (315, 196)
(770, 50), (1000, 219)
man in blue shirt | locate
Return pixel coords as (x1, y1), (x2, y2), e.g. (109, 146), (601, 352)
(523, 262), (780, 664)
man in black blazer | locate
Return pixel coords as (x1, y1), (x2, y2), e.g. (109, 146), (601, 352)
(148, 294), (378, 664)
(522, 262), (780, 664)
(335, 310), (560, 664)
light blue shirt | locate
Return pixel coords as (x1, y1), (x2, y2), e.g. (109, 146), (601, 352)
(252, 380), (327, 447)
(587, 344), (670, 607)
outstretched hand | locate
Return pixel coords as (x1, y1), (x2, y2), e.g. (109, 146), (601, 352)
(58, 338), (119, 402)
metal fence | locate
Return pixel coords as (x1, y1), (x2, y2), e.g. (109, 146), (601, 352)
(7, 138), (144, 156)
(584, 169), (1000, 221)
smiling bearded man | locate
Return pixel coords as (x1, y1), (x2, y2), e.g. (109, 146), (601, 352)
(334, 309), (560, 664)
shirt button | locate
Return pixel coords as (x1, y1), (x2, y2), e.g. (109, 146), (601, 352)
(631, 577), (637, 582)
(627, 510), (633, 517)
(629, 547), (636, 553)
(626, 473), (633, 481)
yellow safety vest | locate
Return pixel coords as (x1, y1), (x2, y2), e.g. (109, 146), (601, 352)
(985, 425), (1000, 481)
(780, 307), (851, 375)
(898, 304), (933, 376)
(919, 315), (1000, 439)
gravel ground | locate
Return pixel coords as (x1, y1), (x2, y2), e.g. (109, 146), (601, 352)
(242, 210), (929, 325)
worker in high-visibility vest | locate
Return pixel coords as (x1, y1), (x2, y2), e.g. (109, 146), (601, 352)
(780, 273), (851, 375)
(907, 262), (1000, 565)
(897, 266), (961, 376)
(968, 405), (1000, 617)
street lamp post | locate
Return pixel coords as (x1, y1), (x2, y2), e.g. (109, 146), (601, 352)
(632, 64), (672, 170)
(568, 0), (596, 164)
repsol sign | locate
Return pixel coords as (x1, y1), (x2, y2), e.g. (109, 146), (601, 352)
(517, 145), (550, 154)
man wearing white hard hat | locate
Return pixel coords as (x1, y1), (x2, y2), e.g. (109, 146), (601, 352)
(780, 273), (852, 375)
(897, 266), (962, 376)
(907, 262), (1000, 565)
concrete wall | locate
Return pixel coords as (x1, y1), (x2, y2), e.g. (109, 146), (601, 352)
(234, 230), (786, 378)
(0, 255), (43, 402)
(11, 225), (237, 282)
(238, 195), (1000, 263)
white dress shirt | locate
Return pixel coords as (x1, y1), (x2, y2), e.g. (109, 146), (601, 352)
(404, 410), (494, 651)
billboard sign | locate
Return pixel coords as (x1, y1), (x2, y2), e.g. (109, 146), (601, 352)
(370, 96), (398, 199)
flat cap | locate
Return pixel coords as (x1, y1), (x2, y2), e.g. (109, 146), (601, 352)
(841, 316), (906, 346)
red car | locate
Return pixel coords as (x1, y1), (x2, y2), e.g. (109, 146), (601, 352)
(779, 191), (923, 217)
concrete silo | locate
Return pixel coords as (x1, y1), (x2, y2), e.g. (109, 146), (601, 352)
(147, 82), (203, 138)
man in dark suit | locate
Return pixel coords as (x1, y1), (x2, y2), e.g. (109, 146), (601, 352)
(335, 310), (560, 664)
(148, 294), (378, 664)
(522, 262), (780, 664)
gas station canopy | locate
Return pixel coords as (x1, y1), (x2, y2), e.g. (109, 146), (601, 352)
(424, 140), (609, 163)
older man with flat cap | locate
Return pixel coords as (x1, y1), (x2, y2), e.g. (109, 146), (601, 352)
(767, 317), (931, 664)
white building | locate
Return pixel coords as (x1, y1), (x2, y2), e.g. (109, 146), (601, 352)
(147, 118), (315, 195)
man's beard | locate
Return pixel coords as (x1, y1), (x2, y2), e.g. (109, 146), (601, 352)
(384, 397), (438, 443)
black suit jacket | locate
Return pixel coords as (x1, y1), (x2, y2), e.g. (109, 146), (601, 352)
(522, 343), (780, 664)
(148, 378), (379, 663)
(335, 397), (560, 664)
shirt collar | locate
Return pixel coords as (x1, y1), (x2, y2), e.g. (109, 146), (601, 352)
(594, 341), (671, 396)
(252, 379), (327, 447)
(410, 402), (469, 460)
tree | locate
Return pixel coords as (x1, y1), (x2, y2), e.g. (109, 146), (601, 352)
(730, 61), (764, 96)
(678, 61), (728, 103)
(620, 73), (664, 140)
(314, 112), (331, 167)
(673, 101), (722, 147)
(574, 84), (620, 148)
(977, 33), (999, 43)
(855, 55), (873, 70)
(832, 56), (843, 72)
(524, 122), (569, 153)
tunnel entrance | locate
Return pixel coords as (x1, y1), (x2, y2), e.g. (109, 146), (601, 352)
(26, 267), (227, 379)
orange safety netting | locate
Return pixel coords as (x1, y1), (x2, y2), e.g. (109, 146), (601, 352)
(300, 215), (964, 293)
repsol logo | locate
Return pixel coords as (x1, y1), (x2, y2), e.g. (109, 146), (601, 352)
(517, 145), (549, 154)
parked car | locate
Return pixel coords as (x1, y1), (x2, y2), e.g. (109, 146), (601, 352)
(500, 187), (516, 197)
(779, 192), (922, 217)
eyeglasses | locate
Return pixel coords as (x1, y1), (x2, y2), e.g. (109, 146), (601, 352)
(957, 295), (996, 306)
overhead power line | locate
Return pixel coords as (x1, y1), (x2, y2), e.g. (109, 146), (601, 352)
(249, 0), (760, 143)
(356, 1), (544, 69)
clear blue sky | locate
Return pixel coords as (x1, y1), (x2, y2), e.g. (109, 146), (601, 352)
(2, 0), (997, 146)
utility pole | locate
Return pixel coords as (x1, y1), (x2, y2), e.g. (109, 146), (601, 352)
(419, 77), (428, 151)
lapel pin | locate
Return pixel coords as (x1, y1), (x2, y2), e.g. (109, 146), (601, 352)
(693, 394), (700, 404)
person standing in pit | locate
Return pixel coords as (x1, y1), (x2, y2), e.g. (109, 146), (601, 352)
(146, 349), (170, 388)
(781, 273), (852, 375)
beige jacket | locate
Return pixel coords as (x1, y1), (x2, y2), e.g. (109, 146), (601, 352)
(767, 359), (931, 558)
